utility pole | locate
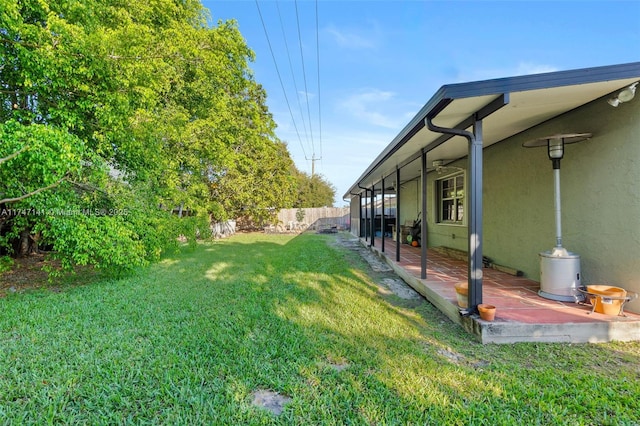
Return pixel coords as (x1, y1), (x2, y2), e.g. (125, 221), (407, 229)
(308, 154), (321, 177)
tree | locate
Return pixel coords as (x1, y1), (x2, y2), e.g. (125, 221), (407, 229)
(153, 21), (297, 224)
(292, 169), (336, 207)
(0, 122), (85, 206)
(0, 0), (210, 264)
(0, 0), (297, 271)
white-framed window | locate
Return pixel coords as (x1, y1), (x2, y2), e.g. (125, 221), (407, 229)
(436, 172), (465, 224)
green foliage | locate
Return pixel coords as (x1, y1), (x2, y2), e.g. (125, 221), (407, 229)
(41, 212), (147, 272)
(0, 0), (298, 272)
(296, 207), (306, 222)
(0, 255), (13, 273)
(0, 121), (85, 203)
(293, 169), (336, 207)
(210, 139), (297, 222)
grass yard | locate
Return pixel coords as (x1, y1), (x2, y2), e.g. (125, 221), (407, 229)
(1, 232), (639, 425)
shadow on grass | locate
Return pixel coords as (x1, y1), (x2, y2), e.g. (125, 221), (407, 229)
(136, 232), (493, 421)
(148, 231), (640, 423)
(0, 231), (639, 424)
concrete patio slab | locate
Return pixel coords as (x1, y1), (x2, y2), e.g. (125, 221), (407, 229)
(362, 236), (640, 344)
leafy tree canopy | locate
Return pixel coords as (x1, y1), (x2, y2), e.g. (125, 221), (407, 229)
(0, 0), (297, 271)
(292, 169), (336, 208)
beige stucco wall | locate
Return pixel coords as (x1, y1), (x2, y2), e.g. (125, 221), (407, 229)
(350, 196), (360, 236)
(350, 93), (639, 312)
(540, 96), (638, 312)
(420, 94), (640, 313)
(399, 178), (420, 227)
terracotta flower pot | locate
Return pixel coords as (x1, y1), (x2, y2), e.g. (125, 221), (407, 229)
(454, 281), (468, 308)
(478, 304), (496, 321)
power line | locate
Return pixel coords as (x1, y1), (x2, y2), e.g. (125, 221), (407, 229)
(276, 0), (311, 154)
(254, 0), (307, 160)
(294, 0), (315, 161)
(255, 0), (323, 176)
(315, 0), (323, 167)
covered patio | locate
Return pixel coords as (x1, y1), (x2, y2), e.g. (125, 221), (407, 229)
(363, 235), (640, 344)
(344, 62), (640, 343)
(360, 237), (640, 343)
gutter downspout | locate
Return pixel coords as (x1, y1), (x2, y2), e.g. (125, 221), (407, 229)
(395, 167), (401, 262)
(425, 107), (484, 314)
(370, 185), (375, 247)
(381, 176), (385, 254)
(420, 150), (428, 279)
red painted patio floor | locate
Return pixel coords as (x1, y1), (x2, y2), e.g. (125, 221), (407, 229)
(366, 236), (640, 326)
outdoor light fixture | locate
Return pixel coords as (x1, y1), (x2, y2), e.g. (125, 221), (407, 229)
(607, 82), (638, 107)
(432, 159), (463, 174)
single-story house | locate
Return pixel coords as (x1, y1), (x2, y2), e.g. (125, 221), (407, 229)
(343, 62), (640, 324)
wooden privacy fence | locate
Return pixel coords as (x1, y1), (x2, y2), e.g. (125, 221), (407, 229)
(267, 207), (350, 233)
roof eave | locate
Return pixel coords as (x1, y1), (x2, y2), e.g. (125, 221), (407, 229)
(343, 61), (640, 200)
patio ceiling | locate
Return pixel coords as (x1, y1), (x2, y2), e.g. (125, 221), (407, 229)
(344, 62), (640, 197)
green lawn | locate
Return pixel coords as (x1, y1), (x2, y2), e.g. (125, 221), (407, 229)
(1, 232), (639, 425)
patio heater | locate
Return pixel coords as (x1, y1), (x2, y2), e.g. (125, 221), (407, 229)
(523, 133), (592, 302)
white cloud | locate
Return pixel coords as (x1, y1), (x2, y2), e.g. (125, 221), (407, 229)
(297, 90), (316, 101)
(325, 24), (377, 49)
(338, 89), (405, 129)
(514, 62), (558, 76)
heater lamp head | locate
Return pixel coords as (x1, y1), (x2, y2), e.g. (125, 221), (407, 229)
(522, 133), (592, 150)
(547, 138), (565, 160)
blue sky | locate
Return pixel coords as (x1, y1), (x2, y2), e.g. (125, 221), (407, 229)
(201, 0), (640, 205)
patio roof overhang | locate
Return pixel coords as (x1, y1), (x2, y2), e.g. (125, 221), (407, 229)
(344, 62), (640, 197)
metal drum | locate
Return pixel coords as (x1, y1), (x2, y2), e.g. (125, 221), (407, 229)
(539, 250), (582, 302)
